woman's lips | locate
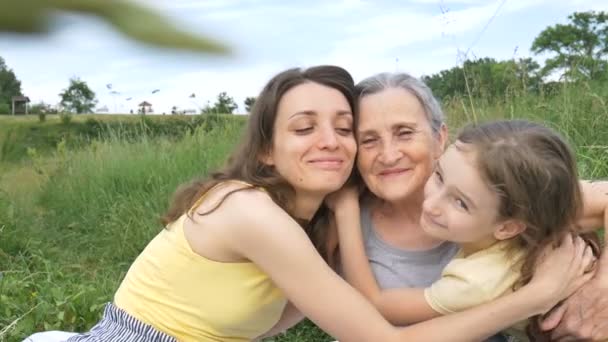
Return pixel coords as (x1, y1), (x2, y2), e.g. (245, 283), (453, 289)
(378, 167), (411, 177)
(308, 158), (344, 170)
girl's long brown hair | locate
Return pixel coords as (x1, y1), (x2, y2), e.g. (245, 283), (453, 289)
(457, 120), (600, 340)
(161, 65), (356, 261)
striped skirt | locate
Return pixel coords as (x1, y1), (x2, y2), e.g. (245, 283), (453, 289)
(65, 303), (176, 342)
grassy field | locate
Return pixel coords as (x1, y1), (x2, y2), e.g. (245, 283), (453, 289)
(0, 80), (607, 341)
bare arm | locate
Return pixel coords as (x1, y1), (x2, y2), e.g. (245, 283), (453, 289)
(332, 197), (439, 325)
(534, 181), (608, 341)
(204, 189), (591, 342)
(578, 180), (608, 244)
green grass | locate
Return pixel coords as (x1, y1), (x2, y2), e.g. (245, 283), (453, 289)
(0, 113), (246, 164)
(0, 81), (607, 341)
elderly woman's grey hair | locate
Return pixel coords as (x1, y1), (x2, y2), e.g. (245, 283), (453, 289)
(355, 72), (445, 135)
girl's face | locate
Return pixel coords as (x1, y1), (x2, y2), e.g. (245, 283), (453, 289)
(264, 81), (357, 197)
(420, 142), (506, 252)
(356, 88), (445, 203)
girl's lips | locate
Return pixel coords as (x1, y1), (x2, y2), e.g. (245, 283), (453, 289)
(422, 212), (448, 229)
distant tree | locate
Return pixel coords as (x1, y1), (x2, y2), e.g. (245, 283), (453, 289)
(59, 77), (97, 114)
(511, 58), (542, 93)
(244, 96), (256, 113)
(0, 56), (23, 114)
(532, 11), (608, 80)
(202, 92), (238, 114)
(421, 57), (541, 101)
(29, 101), (57, 114)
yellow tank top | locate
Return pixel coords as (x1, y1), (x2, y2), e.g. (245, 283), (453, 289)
(114, 181), (287, 341)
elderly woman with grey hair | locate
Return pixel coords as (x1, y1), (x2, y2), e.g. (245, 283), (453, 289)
(328, 72), (457, 292)
(328, 72), (608, 342)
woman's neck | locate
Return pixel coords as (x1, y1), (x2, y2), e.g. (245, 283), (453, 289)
(460, 237), (500, 257)
(292, 191), (324, 221)
(374, 191), (425, 224)
(370, 191), (445, 251)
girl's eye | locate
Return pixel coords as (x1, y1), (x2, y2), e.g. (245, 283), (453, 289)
(294, 127), (313, 134)
(434, 170), (443, 183)
(455, 198), (469, 211)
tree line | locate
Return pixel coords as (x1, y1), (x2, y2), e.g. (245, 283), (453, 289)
(1, 11), (606, 114)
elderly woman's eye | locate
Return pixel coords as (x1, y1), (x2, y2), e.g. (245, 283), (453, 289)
(398, 130), (413, 137)
(361, 137), (377, 144)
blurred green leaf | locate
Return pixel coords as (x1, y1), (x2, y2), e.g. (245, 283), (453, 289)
(0, 0), (230, 54)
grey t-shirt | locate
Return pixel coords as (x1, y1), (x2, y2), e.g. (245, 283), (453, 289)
(359, 204), (509, 341)
(361, 203), (459, 289)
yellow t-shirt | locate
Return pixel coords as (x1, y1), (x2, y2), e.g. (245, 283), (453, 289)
(114, 182), (287, 341)
(424, 241), (528, 341)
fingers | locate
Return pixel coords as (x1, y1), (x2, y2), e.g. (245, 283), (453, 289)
(562, 233), (575, 249)
(568, 272), (595, 298)
(582, 244), (597, 274)
(553, 320), (595, 341)
(563, 235), (584, 278)
(592, 318), (608, 341)
(571, 237), (595, 279)
(540, 303), (568, 331)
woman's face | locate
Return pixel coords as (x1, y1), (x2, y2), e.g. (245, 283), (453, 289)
(264, 81), (357, 197)
(356, 87), (445, 203)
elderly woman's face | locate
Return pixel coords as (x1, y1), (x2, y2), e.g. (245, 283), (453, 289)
(356, 87), (445, 203)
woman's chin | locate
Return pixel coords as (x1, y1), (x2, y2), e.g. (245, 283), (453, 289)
(376, 188), (420, 203)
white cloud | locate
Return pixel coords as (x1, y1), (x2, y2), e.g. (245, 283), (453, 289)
(325, 3), (499, 62)
(324, 0), (587, 64)
(148, 0), (249, 10)
(4, 0), (604, 115)
(408, 0), (486, 4)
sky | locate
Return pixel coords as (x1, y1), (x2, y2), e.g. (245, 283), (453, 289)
(1, 0), (606, 114)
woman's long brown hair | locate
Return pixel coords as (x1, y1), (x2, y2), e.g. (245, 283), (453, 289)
(161, 65), (356, 261)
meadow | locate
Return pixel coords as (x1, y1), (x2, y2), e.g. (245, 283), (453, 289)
(0, 80), (607, 341)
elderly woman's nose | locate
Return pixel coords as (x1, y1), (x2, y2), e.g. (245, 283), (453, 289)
(378, 142), (402, 164)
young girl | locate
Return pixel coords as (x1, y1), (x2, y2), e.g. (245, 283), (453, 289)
(332, 120), (607, 341)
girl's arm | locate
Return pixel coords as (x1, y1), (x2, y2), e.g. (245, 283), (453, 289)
(203, 188), (590, 342)
(330, 193), (439, 325)
(577, 180), (608, 244)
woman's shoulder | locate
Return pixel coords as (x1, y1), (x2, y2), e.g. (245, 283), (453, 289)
(187, 180), (299, 239)
(184, 180), (295, 262)
(189, 180), (274, 217)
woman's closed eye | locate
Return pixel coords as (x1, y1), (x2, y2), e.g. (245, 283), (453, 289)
(294, 127), (314, 134)
(336, 127), (353, 136)
(360, 136), (378, 145)
(398, 129), (414, 137)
